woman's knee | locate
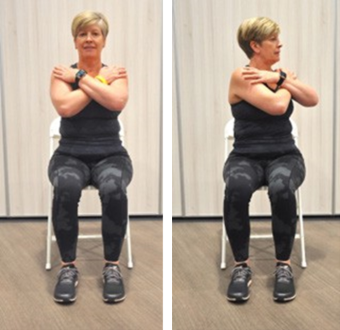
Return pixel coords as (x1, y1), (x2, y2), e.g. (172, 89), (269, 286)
(52, 170), (84, 199)
(268, 179), (295, 202)
(98, 178), (127, 201)
(224, 180), (254, 203)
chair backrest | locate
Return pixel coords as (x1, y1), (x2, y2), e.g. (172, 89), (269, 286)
(224, 118), (299, 160)
(49, 116), (125, 157)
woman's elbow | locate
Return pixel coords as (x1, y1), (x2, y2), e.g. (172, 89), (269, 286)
(296, 93), (319, 107)
(308, 93), (319, 107)
(110, 96), (128, 112)
(111, 104), (125, 112)
(55, 105), (69, 117)
(56, 104), (73, 118)
(272, 102), (288, 115)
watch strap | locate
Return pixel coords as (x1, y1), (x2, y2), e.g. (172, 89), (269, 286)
(275, 71), (287, 92)
(75, 69), (87, 84)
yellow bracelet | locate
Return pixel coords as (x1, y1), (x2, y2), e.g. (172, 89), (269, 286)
(95, 75), (109, 85)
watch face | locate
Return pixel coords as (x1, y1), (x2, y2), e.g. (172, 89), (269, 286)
(76, 69), (87, 79)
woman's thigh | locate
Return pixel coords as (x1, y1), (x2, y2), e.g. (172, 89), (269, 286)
(265, 154), (305, 193)
(48, 153), (91, 190)
(90, 155), (133, 194)
(223, 154), (265, 195)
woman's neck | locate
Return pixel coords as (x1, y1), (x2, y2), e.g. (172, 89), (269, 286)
(77, 57), (102, 76)
(248, 58), (275, 71)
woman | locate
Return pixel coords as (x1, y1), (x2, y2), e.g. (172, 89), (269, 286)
(223, 17), (318, 303)
(48, 11), (133, 304)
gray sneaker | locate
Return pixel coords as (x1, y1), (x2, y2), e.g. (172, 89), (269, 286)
(102, 263), (125, 303)
(54, 265), (79, 303)
(273, 263), (296, 302)
(226, 263), (252, 302)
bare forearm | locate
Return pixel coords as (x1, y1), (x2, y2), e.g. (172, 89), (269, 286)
(53, 89), (91, 117)
(242, 67), (318, 107)
(260, 88), (292, 115)
(79, 75), (128, 111)
(281, 78), (318, 107)
(50, 74), (91, 117)
(50, 65), (129, 115)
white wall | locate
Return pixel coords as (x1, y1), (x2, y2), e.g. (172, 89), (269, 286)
(173, 0), (339, 216)
(0, 0), (162, 217)
(0, 38), (8, 216)
(335, 0), (340, 213)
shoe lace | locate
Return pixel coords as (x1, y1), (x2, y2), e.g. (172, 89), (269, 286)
(231, 266), (251, 281)
(274, 265), (293, 281)
(103, 265), (122, 283)
(58, 267), (78, 282)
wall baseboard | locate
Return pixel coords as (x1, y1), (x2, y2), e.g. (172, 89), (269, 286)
(172, 215), (340, 222)
(0, 215), (163, 222)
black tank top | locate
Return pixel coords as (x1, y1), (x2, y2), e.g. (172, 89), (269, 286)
(57, 64), (127, 158)
(231, 98), (298, 155)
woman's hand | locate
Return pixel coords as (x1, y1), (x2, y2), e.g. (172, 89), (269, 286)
(278, 68), (297, 80)
(52, 65), (78, 83)
(242, 67), (298, 85)
(241, 67), (280, 85)
(99, 66), (128, 85)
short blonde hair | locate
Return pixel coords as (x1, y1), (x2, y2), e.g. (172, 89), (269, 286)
(71, 11), (109, 38)
(237, 17), (280, 59)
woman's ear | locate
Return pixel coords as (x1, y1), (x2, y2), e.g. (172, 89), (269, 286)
(250, 40), (260, 54)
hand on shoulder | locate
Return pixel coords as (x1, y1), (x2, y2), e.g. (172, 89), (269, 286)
(52, 65), (78, 84)
(240, 66), (280, 85)
(99, 65), (128, 85)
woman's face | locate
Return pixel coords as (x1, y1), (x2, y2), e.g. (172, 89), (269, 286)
(74, 24), (106, 59)
(258, 34), (282, 63)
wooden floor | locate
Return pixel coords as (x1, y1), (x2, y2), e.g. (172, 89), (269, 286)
(0, 219), (162, 330)
(173, 219), (340, 330)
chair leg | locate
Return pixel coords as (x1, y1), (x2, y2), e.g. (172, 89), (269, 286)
(221, 219), (227, 269)
(126, 216), (133, 269)
(46, 187), (53, 270)
(297, 189), (307, 268)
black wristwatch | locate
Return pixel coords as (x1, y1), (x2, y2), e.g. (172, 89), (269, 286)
(75, 69), (87, 84)
(275, 71), (287, 91)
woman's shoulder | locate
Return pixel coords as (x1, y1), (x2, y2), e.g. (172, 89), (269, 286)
(229, 67), (247, 104)
(230, 67), (246, 80)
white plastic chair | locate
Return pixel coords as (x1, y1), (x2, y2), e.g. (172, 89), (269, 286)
(221, 118), (307, 269)
(46, 117), (133, 270)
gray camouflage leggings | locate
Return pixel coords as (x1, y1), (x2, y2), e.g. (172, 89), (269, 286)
(48, 152), (133, 263)
(223, 152), (305, 262)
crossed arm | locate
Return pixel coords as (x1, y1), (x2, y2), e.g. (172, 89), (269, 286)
(50, 65), (129, 117)
(229, 67), (318, 115)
